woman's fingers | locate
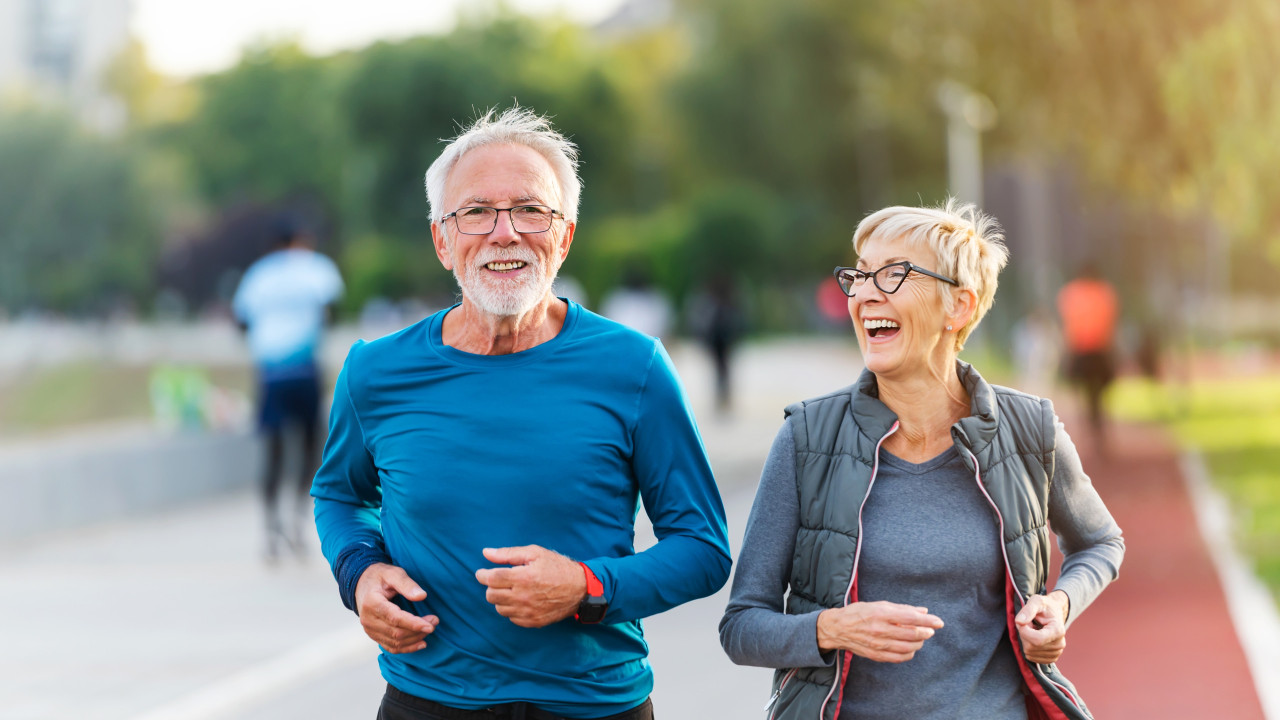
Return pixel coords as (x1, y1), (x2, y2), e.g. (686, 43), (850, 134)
(818, 601), (945, 662)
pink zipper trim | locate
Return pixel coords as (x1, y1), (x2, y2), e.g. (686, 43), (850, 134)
(961, 447), (1082, 714)
(818, 420), (900, 720)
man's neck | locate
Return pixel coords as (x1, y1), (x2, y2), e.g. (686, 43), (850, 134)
(442, 294), (567, 355)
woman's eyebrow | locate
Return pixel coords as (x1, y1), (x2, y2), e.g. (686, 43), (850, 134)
(856, 256), (910, 268)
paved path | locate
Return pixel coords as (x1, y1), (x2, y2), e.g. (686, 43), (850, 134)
(0, 339), (1269, 718)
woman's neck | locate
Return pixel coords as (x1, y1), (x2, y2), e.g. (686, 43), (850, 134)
(876, 359), (970, 463)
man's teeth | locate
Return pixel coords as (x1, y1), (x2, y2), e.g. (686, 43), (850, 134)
(863, 319), (900, 330)
(486, 261), (527, 271)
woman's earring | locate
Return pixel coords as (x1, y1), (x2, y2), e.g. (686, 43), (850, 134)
(946, 324), (953, 331)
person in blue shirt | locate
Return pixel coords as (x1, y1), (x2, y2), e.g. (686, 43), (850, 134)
(311, 107), (732, 720)
(233, 219), (343, 561)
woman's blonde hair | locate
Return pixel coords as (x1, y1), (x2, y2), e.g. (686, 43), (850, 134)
(852, 198), (1009, 351)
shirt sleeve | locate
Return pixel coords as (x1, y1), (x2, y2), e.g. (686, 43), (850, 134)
(582, 342), (732, 623)
(311, 342), (391, 610)
(719, 421), (834, 669)
(320, 255), (345, 303)
(1048, 419), (1126, 625)
(231, 268), (254, 323)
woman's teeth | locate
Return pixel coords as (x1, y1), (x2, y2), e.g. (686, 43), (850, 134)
(863, 318), (900, 338)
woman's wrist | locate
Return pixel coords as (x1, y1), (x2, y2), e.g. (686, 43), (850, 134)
(816, 608), (837, 652)
(1048, 589), (1071, 621)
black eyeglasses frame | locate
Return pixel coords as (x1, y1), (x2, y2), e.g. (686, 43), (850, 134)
(832, 262), (959, 296)
(441, 205), (564, 235)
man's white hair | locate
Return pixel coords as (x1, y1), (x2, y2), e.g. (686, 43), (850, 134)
(424, 106), (582, 224)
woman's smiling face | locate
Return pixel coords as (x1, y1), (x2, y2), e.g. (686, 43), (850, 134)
(848, 235), (956, 381)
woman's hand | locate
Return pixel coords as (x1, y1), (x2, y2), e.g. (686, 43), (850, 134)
(1015, 590), (1070, 664)
(816, 601), (944, 663)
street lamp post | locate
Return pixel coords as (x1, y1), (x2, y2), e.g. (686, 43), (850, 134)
(936, 80), (997, 207)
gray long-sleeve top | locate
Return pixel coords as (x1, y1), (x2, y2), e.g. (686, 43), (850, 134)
(720, 420), (1124, 719)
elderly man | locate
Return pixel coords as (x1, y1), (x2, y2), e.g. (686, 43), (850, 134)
(312, 108), (731, 720)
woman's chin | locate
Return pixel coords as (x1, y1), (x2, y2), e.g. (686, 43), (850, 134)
(862, 355), (898, 377)
(864, 350), (926, 381)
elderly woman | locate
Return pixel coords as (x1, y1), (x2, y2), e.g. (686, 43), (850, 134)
(720, 201), (1124, 720)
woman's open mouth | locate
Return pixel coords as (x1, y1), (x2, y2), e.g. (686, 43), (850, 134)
(863, 318), (900, 339)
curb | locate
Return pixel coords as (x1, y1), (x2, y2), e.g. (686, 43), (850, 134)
(1181, 450), (1280, 720)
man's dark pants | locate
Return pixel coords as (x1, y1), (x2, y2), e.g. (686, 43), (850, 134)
(377, 685), (654, 720)
(257, 366), (321, 553)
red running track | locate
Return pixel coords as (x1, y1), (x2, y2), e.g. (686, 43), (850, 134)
(1054, 414), (1265, 719)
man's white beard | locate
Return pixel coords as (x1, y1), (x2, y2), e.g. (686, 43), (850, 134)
(455, 247), (559, 318)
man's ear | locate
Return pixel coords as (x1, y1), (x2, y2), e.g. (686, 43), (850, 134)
(558, 221), (576, 263)
(431, 222), (453, 271)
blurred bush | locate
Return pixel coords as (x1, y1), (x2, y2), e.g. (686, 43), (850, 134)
(3, 0), (1279, 338)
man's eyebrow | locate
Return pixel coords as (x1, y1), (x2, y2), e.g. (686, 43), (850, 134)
(461, 195), (543, 206)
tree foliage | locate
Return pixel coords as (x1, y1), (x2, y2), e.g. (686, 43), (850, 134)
(0, 110), (160, 313)
(167, 42), (349, 211)
(3, 1), (1277, 324)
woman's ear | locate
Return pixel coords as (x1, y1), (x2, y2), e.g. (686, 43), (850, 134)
(950, 286), (979, 331)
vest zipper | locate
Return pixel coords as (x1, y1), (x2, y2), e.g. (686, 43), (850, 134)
(818, 420), (899, 720)
(960, 447), (1086, 717)
(766, 668), (799, 719)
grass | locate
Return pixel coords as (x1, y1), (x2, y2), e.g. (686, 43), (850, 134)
(0, 362), (252, 436)
(1110, 373), (1280, 597)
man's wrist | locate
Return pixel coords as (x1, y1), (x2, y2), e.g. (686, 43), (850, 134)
(335, 542), (393, 613)
(574, 562), (608, 623)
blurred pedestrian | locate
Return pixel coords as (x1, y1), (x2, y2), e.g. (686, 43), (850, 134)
(1135, 322), (1161, 383)
(552, 273), (589, 308)
(232, 218), (344, 561)
(1057, 262), (1119, 458)
(600, 265), (673, 339)
(721, 201), (1124, 720)
(689, 273), (745, 414)
(311, 107), (730, 720)
(1010, 306), (1059, 397)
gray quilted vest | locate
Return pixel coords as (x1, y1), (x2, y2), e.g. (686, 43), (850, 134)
(767, 361), (1092, 720)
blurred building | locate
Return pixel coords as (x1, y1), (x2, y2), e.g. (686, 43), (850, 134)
(595, 0), (672, 36)
(0, 0), (131, 132)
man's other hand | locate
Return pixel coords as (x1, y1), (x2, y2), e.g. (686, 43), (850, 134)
(474, 545), (587, 628)
(354, 563), (439, 653)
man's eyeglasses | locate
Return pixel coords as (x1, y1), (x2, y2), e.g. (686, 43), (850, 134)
(833, 262), (959, 296)
(442, 205), (563, 235)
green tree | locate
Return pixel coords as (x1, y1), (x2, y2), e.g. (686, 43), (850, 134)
(0, 110), (160, 313)
(166, 42), (349, 211)
(335, 13), (652, 305)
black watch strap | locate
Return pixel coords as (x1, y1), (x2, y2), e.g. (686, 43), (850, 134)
(575, 562), (608, 624)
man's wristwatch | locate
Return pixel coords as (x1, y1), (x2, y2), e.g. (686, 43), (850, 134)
(575, 562), (608, 624)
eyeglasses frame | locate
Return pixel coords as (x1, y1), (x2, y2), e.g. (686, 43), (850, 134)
(441, 204), (565, 235)
(832, 261), (960, 296)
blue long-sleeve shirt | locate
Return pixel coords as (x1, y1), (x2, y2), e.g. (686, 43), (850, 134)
(312, 300), (731, 717)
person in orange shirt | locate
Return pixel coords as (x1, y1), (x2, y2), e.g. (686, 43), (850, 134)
(1057, 263), (1119, 457)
